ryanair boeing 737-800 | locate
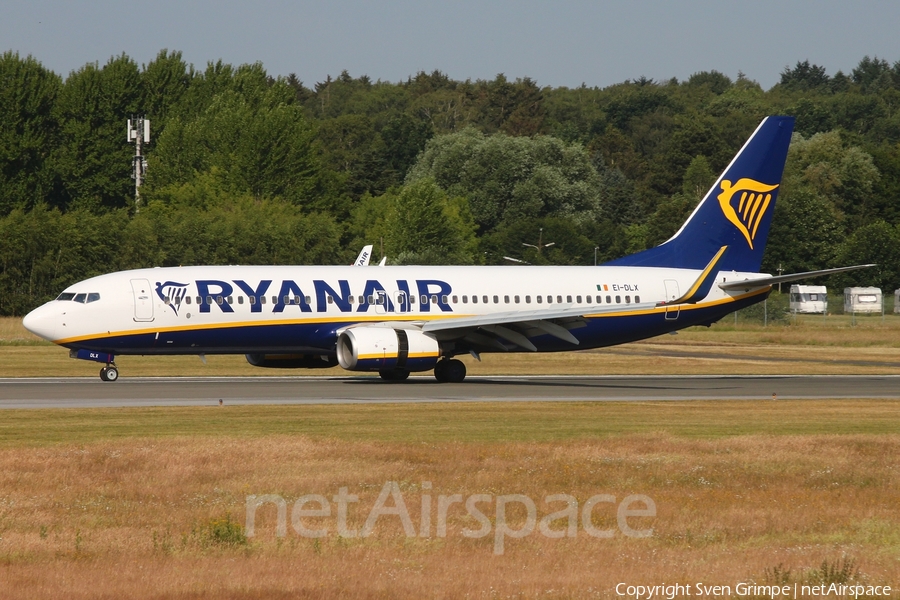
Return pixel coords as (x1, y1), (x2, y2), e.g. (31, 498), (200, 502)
(21, 116), (871, 382)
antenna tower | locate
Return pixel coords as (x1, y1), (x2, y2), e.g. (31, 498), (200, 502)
(127, 116), (150, 211)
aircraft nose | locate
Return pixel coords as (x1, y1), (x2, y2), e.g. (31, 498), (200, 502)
(23, 303), (63, 342)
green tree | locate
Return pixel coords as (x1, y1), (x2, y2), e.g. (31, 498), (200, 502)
(50, 54), (143, 211)
(407, 129), (603, 232)
(0, 52), (61, 214)
(351, 180), (477, 265)
(782, 131), (880, 229)
(779, 60), (830, 91)
(147, 89), (327, 210)
(831, 221), (900, 290)
(762, 189), (843, 275)
(141, 49), (192, 133)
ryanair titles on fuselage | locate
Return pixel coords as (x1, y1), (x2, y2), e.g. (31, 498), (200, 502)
(157, 278), (455, 315)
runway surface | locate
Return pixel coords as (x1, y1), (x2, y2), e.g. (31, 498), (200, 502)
(1, 375), (899, 408)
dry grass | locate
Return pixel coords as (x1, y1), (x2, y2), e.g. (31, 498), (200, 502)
(0, 431), (898, 599)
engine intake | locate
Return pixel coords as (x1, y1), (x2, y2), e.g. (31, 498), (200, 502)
(337, 327), (440, 372)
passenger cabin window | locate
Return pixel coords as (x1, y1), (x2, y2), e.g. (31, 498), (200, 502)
(514, 295), (520, 303)
(472, 295), (478, 304)
(635, 295), (641, 303)
(504, 295), (510, 303)
(537, 296), (543, 304)
(452, 295), (458, 303)
(547, 296), (553, 304)
(185, 297), (192, 305)
(625, 295), (631, 303)
(482, 295), (488, 304)
(577, 295), (582, 303)
(442, 295), (449, 304)
(327, 296), (334, 304)
(616, 295), (621, 303)
(606, 295), (611, 303)
(526, 296), (531, 303)
(238, 296), (244, 305)
(493, 295), (499, 304)
(566, 295), (572, 303)
(462, 295), (468, 304)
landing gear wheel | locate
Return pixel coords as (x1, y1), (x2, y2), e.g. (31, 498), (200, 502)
(379, 369), (410, 381)
(100, 366), (119, 382)
(433, 360), (448, 383)
(434, 359), (466, 383)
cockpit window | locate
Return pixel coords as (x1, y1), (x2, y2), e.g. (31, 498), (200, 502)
(56, 292), (100, 302)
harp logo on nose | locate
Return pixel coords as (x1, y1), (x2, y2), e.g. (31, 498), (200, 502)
(717, 178), (779, 249)
(155, 281), (189, 315)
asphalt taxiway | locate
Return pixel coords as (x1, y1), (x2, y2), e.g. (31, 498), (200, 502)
(0, 375), (898, 408)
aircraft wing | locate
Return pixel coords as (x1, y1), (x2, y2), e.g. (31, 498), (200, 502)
(412, 248), (726, 352)
(416, 302), (659, 351)
(718, 264), (876, 291)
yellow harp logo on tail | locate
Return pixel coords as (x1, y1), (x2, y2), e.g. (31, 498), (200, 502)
(717, 179), (779, 249)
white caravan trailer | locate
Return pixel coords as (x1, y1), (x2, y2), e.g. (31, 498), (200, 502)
(789, 285), (827, 314)
(894, 289), (900, 313)
(844, 287), (882, 314)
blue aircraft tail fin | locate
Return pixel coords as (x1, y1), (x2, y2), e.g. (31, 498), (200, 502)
(604, 116), (794, 273)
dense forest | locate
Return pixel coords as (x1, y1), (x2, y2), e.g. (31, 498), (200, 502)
(2, 49), (900, 315)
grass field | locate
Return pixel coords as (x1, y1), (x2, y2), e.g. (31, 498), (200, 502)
(2, 316), (900, 598)
(0, 402), (898, 599)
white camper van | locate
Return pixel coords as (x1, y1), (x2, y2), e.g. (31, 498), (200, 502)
(789, 285), (827, 314)
(844, 287), (882, 314)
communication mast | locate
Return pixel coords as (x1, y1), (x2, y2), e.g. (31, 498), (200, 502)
(127, 116), (150, 211)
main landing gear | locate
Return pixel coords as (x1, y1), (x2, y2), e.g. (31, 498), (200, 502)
(377, 359), (467, 383)
(99, 365), (119, 382)
(433, 359), (466, 383)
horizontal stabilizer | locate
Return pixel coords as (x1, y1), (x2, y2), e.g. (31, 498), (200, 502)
(718, 264), (876, 291)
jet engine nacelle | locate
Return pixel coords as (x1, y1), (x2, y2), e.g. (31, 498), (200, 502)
(245, 353), (338, 369)
(336, 326), (440, 372)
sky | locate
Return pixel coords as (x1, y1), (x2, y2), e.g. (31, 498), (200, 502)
(4, 0), (900, 90)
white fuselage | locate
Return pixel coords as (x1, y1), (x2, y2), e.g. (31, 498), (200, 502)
(23, 264), (768, 356)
